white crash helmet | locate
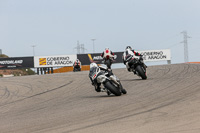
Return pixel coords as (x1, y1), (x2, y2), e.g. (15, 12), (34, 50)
(90, 63), (98, 69)
(105, 47), (109, 50)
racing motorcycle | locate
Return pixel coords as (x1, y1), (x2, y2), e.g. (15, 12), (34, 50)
(73, 65), (81, 72)
(73, 62), (81, 72)
(89, 65), (127, 96)
(126, 55), (147, 80)
(103, 55), (114, 69)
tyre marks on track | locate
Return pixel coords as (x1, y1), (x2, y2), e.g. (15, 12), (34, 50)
(0, 64), (200, 133)
(0, 81), (73, 107)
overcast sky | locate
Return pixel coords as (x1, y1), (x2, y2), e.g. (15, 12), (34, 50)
(0, 0), (200, 64)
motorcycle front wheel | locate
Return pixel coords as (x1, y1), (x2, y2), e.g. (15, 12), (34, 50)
(135, 65), (147, 80)
(104, 81), (121, 96)
(119, 81), (127, 94)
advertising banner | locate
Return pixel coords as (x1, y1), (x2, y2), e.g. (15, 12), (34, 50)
(34, 55), (77, 68)
(77, 49), (171, 65)
(139, 49), (171, 62)
(77, 52), (123, 65)
(0, 57), (34, 69)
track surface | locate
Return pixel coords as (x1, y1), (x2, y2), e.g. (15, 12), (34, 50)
(0, 64), (200, 133)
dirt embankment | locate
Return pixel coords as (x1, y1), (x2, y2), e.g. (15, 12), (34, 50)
(0, 69), (34, 76)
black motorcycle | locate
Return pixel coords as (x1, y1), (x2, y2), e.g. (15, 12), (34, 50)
(102, 54), (114, 69)
(126, 55), (147, 80)
(73, 65), (81, 72)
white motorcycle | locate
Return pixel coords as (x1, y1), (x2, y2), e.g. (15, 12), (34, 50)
(89, 64), (127, 96)
(125, 55), (147, 80)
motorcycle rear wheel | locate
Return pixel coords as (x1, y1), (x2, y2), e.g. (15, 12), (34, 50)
(105, 59), (111, 69)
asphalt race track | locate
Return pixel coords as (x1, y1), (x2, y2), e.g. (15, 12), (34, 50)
(0, 63), (200, 133)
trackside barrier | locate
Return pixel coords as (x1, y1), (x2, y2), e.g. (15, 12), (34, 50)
(34, 55), (77, 68)
(77, 49), (171, 65)
(188, 62), (200, 64)
(0, 49), (171, 74)
(0, 57), (34, 69)
(34, 54), (77, 74)
(47, 65), (90, 74)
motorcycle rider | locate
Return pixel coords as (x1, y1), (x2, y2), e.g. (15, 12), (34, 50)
(89, 63), (105, 92)
(101, 48), (114, 69)
(122, 46), (146, 72)
(73, 59), (81, 71)
(89, 63), (127, 95)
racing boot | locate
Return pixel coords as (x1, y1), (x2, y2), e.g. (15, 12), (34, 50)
(144, 64), (147, 68)
(106, 90), (111, 95)
(142, 64), (147, 71)
(126, 62), (132, 72)
(95, 83), (101, 92)
(133, 69), (137, 74)
(107, 69), (113, 77)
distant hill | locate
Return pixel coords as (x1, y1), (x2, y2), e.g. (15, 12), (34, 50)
(0, 54), (9, 58)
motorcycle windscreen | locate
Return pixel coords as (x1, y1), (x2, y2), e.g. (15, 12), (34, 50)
(89, 67), (99, 80)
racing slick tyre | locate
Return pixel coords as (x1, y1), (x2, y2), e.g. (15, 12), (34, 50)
(119, 82), (127, 94)
(121, 88), (127, 94)
(105, 59), (111, 69)
(104, 81), (121, 96)
(73, 67), (81, 72)
(135, 65), (147, 80)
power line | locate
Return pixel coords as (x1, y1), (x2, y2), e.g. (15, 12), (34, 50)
(81, 44), (87, 54)
(167, 42), (182, 49)
(181, 31), (191, 63)
(151, 33), (180, 47)
(91, 39), (96, 53)
(74, 41), (87, 54)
